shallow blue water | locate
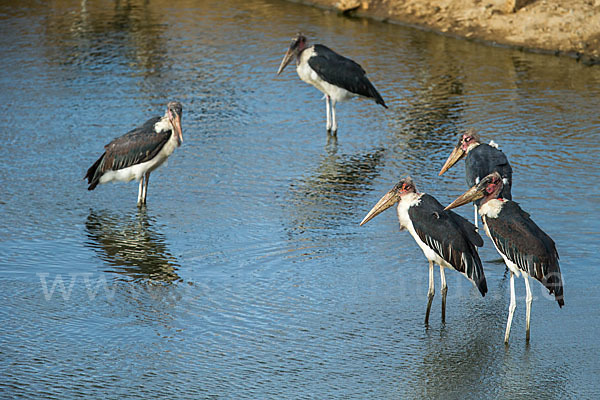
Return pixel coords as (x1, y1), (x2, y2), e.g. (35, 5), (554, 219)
(1, 0), (599, 398)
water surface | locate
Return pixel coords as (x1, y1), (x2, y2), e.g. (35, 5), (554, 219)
(1, 0), (599, 398)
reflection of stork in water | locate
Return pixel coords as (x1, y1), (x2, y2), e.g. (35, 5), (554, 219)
(84, 208), (181, 283)
(287, 148), (385, 238)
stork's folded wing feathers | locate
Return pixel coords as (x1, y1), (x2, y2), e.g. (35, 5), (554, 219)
(309, 44), (387, 108)
(409, 194), (487, 296)
(85, 117), (171, 190)
(102, 117), (170, 171)
(486, 201), (563, 306)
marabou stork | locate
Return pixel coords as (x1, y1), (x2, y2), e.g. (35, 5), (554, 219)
(277, 33), (387, 134)
(439, 130), (512, 227)
(85, 101), (183, 206)
(445, 172), (564, 343)
(360, 177), (487, 324)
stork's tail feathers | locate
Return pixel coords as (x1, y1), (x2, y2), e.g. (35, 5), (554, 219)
(87, 181), (99, 191)
(84, 153), (104, 191)
(362, 79), (387, 108)
(466, 250), (487, 297)
(544, 270), (564, 307)
(371, 88), (387, 109)
(476, 273), (488, 297)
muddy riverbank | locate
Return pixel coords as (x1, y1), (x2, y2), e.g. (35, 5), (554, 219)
(292, 0), (600, 64)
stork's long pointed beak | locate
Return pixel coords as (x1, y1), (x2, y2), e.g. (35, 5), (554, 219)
(445, 185), (485, 211)
(172, 114), (183, 146)
(277, 49), (294, 75)
(439, 146), (465, 176)
(360, 190), (400, 226)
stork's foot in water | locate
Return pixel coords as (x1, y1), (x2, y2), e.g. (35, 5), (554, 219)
(425, 285), (435, 326)
(326, 132), (338, 149)
(137, 178), (145, 207)
(425, 293), (434, 326)
(441, 286), (448, 324)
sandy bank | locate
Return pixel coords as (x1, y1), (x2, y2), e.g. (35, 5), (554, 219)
(291, 0), (600, 65)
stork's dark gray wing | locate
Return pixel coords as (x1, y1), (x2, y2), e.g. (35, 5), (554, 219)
(309, 44), (387, 108)
(486, 201), (563, 306)
(102, 117), (169, 169)
(466, 144), (512, 200)
(447, 210), (484, 248)
(85, 116), (170, 190)
(409, 194), (487, 296)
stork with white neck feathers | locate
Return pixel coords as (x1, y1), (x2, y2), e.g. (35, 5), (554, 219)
(439, 130), (513, 227)
(445, 171), (564, 344)
(85, 101), (183, 206)
(277, 33), (387, 134)
(361, 177), (487, 325)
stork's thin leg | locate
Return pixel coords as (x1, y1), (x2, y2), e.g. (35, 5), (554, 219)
(504, 272), (516, 344)
(425, 260), (435, 325)
(325, 95), (332, 132)
(137, 177), (144, 206)
(524, 275), (533, 342)
(330, 100), (337, 134)
(474, 204), (479, 228)
(142, 172), (150, 204)
(440, 266), (448, 324)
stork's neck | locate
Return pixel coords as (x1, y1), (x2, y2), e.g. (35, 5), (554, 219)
(295, 46), (310, 65)
(465, 141), (480, 153)
(397, 192), (422, 211)
(401, 191), (421, 203)
(395, 192), (422, 229)
(479, 197), (505, 218)
(154, 116), (171, 133)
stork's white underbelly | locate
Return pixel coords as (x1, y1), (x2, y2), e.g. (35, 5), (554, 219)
(482, 216), (522, 277)
(396, 195), (456, 272)
(99, 134), (178, 184)
(296, 49), (355, 103)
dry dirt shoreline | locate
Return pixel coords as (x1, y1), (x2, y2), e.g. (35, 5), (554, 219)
(289, 0), (600, 65)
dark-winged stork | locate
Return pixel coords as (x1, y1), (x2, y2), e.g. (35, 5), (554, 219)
(85, 101), (183, 206)
(360, 177), (487, 324)
(277, 33), (387, 134)
(445, 172), (563, 343)
(439, 130), (512, 227)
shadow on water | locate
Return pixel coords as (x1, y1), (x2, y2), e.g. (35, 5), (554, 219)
(383, 56), (466, 183)
(412, 327), (498, 398)
(84, 207), (181, 283)
(286, 146), (385, 238)
(405, 280), (568, 398)
(42, 0), (167, 79)
(0, 0), (598, 397)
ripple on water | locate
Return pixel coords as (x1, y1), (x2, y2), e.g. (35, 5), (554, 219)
(1, 0), (599, 398)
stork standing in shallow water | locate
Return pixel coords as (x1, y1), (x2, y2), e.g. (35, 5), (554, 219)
(277, 33), (387, 134)
(360, 177), (487, 324)
(439, 130), (512, 227)
(445, 172), (563, 344)
(85, 101), (183, 206)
